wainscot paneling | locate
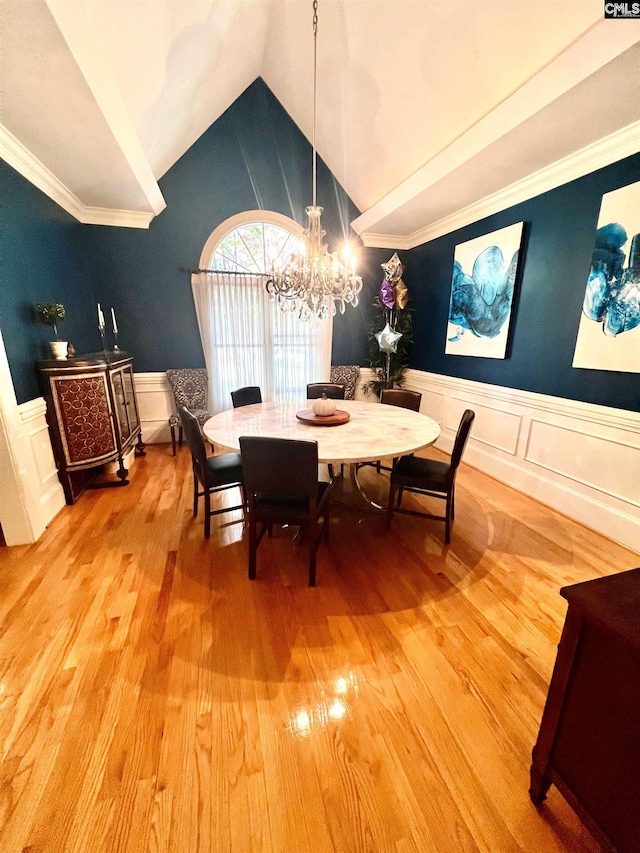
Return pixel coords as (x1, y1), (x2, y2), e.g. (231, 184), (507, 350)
(17, 397), (66, 527)
(404, 369), (640, 553)
(133, 372), (174, 444)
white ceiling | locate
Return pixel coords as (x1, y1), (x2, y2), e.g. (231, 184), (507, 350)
(1, 0), (638, 243)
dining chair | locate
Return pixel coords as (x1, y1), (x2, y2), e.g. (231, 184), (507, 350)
(179, 407), (245, 539)
(239, 436), (338, 586)
(374, 388), (424, 472)
(307, 382), (345, 400)
(386, 409), (475, 543)
(381, 388), (422, 412)
(231, 386), (263, 408)
(330, 365), (360, 400)
(166, 369), (212, 456)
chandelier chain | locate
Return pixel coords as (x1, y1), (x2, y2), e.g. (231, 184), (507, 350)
(312, 0), (318, 207)
(265, 0), (363, 322)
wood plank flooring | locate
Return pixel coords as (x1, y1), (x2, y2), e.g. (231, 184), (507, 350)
(0, 444), (637, 852)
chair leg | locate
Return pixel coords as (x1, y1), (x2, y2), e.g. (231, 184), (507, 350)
(178, 426), (183, 448)
(445, 493), (452, 544)
(376, 460), (381, 474)
(397, 486), (404, 507)
(324, 507), (330, 541)
(386, 482), (397, 528)
(451, 483), (455, 520)
(248, 514), (257, 580)
(171, 425), (177, 456)
(204, 489), (211, 539)
(193, 473), (199, 517)
(309, 538), (317, 587)
(328, 464), (335, 479)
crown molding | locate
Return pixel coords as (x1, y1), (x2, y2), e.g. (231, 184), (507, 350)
(79, 207), (155, 228)
(358, 121), (640, 250)
(352, 20), (640, 245)
(403, 121), (640, 247)
(359, 233), (413, 250)
(0, 124), (155, 228)
(0, 123), (85, 218)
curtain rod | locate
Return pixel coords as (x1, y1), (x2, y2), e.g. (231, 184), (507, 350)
(186, 267), (272, 277)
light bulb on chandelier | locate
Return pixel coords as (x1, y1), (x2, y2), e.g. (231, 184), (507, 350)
(266, 0), (363, 322)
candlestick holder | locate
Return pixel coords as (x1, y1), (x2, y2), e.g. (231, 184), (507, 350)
(99, 326), (108, 354)
(113, 331), (120, 352)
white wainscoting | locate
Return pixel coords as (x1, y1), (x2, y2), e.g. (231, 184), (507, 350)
(16, 398), (66, 529)
(402, 369), (640, 554)
(133, 369), (640, 552)
(134, 372), (175, 444)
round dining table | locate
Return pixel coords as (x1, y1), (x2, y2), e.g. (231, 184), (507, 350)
(202, 400), (441, 510)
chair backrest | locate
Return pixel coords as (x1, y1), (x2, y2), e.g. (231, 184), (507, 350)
(381, 388), (422, 412)
(166, 369), (208, 410)
(239, 436), (318, 502)
(231, 386), (262, 408)
(450, 409), (475, 471)
(179, 406), (207, 476)
(330, 365), (360, 400)
(307, 382), (345, 400)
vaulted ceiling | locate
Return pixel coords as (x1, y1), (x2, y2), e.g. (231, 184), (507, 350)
(1, 0), (638, 246)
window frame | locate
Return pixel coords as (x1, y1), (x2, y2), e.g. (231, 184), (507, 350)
(199, 210), (305, 273)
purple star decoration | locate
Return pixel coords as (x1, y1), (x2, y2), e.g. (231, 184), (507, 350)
(379, 278), (396, 309)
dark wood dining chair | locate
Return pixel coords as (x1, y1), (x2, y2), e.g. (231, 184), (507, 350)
(231, 386), (262, 408)
(386, 409), (475, 543)
(179, 407), (244, 538)
(307, 382), (345, 400)
(375, 388), (424, 472)
(239, 436), (338, 586)
(381, 388), (422, 412)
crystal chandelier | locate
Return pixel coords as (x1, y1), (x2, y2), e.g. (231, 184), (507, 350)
(266, 0), (363, 322)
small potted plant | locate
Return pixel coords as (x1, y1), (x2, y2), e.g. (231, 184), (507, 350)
(34, 303), (68, 359)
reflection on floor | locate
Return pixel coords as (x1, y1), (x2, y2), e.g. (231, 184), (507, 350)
(0, 443), (637, 852)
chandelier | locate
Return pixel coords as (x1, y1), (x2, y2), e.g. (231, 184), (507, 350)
(266, 0), (363, 322)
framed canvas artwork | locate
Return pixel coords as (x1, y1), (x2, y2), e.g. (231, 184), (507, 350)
(572, 179), (640, 373)
(445, 222), (525, 359)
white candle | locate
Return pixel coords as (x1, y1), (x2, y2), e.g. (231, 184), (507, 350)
(111, 307), (118, 334)
(97, 303), (105, 329)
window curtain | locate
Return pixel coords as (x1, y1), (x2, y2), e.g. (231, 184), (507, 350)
(191, 272), (332, 413)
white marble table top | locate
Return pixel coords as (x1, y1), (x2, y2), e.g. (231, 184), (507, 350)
(202, 400), (441, 464)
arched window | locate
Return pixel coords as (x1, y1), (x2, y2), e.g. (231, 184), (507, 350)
(192, 212), (332, 413)
(199, 210), (304, 273)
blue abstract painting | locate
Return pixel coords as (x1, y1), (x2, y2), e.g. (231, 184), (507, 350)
(573, 180), (640, 373)
(446, 222), (524, 359)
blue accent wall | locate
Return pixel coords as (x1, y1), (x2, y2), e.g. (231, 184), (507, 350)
(0, 159), (96, 404)
(80, 78), (362, 372)
(401, 153), (640, 413)
(2, 74), (637, 416)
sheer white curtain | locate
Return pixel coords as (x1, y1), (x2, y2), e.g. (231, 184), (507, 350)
(191, 272), (332, 413)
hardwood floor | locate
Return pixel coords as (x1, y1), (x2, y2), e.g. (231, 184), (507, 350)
(0, 444), (637, 852)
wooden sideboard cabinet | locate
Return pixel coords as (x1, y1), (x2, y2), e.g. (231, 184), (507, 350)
(39, 351), (145, 504)
(530, 567), (640, 853)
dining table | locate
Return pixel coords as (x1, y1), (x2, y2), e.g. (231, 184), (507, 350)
(202, 399), (441, 511)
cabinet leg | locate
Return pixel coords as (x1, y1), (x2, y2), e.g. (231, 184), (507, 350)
(529, 765), (552, 805)
(116, 461), (129, 483)
(135, 436), (146, 457)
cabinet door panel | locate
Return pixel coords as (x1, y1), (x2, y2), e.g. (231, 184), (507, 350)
(52, 374), (117, 465)
(111, 370), (131, 442)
